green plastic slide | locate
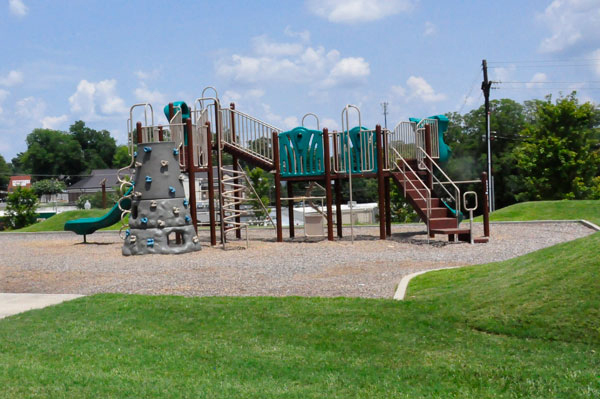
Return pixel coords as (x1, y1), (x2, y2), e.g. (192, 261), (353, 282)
(64, 187), (132, 237)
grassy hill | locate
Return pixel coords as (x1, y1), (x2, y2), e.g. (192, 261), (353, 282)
(476, 200), (600, 225)
(0, 232), (598, 397)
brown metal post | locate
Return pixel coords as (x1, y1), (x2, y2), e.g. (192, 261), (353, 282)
(136, 122), (142, 144)
(425, 124), (433, 191)
(482, 171), (490, 237)
(158, 125), (163, 142)
(385, 177), (392, 237)
(335, 179), (343, 237)
(168, 103), (174, 120)
(186, 118), (197, 233)
(273, 132), (283, 242)
(206, 121), (217, 246)
(101, 178), (106, 209)
(376, 125), (386, 240)
(287, 182), (294, 238)
(229, 103), (241, 239)
(323, 128), (334, 241)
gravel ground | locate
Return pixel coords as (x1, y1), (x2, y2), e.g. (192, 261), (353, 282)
(0, 222), (595, 299)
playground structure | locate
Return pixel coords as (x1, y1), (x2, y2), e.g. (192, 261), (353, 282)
(65, 86), (490, 252)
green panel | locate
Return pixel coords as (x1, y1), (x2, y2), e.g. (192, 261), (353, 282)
(411, 115), (452, 164)
(336, 126), (378, 173)
(163, 101), (190, 145)
(278, 127), (325, 177)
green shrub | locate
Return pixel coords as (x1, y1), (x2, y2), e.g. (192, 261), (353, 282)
(6, 187), (38, 229)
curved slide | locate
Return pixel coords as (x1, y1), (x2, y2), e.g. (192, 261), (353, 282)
(64, 187), (132, 239)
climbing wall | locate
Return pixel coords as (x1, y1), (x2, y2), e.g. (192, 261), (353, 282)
(122, 141), (201, 256)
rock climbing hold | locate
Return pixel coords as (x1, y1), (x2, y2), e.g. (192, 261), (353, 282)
(145, 176), (152, 183)
(135, 161), (142, 168)
(141, 217), (148, 224)
(183, 199), (189, 207)
(173, 207), (180, 215)
(143, 146), (152, 153)
(150, 200), (157, 208)
(169, 186), (176, 194)
(134, 191), (143, 198)
(147, 238), (154, 247)
(125, 229), (131, 238)
(134, 151), (138, 158)
(130, 235), (137, 244)
(178, 174), (185, 181)
(157, 220), (165, 228)
(160, 160), (169, 167)
(185, 215), (191, 223)
(192, 235), (199, 244)
(173, 148), (179, 155)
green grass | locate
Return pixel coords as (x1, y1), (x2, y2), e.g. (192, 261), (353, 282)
(9, 209), (126, 232)
(1, 233), (599, 398)
(476, 200), (600, 225)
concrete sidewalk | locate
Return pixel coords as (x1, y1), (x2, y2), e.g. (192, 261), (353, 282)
(0, 293), (84, 319)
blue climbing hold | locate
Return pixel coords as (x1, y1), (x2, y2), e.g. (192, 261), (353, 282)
(169, 186), (176, 194)
(134, 151), (138, 158)
(141, 217), (148, 224)
(125, 229), (130, 238)
(173, 148), (179, 156)
(185, 215), (191, 223)
(145, 176), (152, 183)
(144, 146), (152, 153)
(147, 238), (154, 247)
(183, 199), (189, 207)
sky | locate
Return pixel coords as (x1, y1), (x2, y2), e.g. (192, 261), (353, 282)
(1, 0), (600, 161)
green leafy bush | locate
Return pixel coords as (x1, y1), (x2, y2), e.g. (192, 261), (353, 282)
(6, 187), (38, 229)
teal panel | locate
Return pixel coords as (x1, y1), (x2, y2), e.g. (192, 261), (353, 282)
(278, 127), (325, 177)
(163, 101), (190, 145)
(411, 115), (452, 164)
(336, 126), (378, 173)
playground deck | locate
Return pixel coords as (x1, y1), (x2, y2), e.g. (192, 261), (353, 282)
(1, 222), (594, 299)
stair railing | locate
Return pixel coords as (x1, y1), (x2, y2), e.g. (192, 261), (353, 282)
(416, 147), (461, 226)
(390, 147), (431, 238)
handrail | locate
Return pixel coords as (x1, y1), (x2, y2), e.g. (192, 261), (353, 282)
(301, 113), (320, 130)
(390, 147), (431, 238)
(341, 104), (361, 244)
(417, 147), (461, 225)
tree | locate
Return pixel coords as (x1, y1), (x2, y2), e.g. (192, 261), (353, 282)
(69, 121), (117, 170)
(113, 145), (132, 168)
(0, 154), (10, 189)
(31, 179), (66, 202)
(19, 129), (85, 179)
(6, 187), (38, 229)
(514, 93), (600, 200)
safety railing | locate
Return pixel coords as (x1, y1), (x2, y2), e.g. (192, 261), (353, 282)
(220, 108), (282, 163)
(388, 118), (439, 163)
(416, 118), (439, 167)
(417, 147), (461, 226)
(389, 147), (431, 237)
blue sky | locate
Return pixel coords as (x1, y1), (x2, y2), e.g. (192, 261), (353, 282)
(1, 0), (600, 161)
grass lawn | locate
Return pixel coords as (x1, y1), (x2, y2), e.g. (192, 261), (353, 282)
(9, 209), (126, 233)
(0, 233), (598, 398)
(476, 199), (600, 225)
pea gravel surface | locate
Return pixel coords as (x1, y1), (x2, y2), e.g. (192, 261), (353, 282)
(0, 222), (594, 298)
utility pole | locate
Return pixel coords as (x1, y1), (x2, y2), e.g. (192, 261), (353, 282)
(381, 101), (389, 129)
(481, 59), (494, 212)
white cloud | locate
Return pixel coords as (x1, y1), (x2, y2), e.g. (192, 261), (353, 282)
(42, 115), (68, 129)
(16, 97), (46, 121)
(0, 89), (9, 102)
(491, 65), (516, 82)
(284, 26), (310, 43)
(134, 83), (167, 105)
(321, 118), (339, 130)
(424, 21), (437, 36)
(526, 72), (548, 88)
(9, 0), (27, 16)
(261, 103), (298, 130)
(135, 69), (161, 81)
(0, 70), (24, 87)
(69, 79), (125, 119)
(307, 0), (415, 23)
(391, 85), (406, 97)
(323, 57), (370, 88)
(406, 76), (446, 102)
(538, 0), (600, 53)
(217, 34), (370, 89)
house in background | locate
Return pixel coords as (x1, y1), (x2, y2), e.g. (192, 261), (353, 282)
(66, 169), (121, 203)
(7, 175), (31, 192)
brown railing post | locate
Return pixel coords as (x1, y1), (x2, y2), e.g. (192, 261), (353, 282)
(186, 118), (198, 234)
(385, 177), (392, 237)
(206, 121), (216, 246)
(273, 132), (283, 242)
(482, 171), (490, 237)
(425, 124), (433, 191)
(158, 125), (163, 142)
(323, 128), (334, 241)
(101, 178), (106, 209)
(136, 122), (142, 144)
(376, 125), (386, 240)
(335, 179), (343, 237)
